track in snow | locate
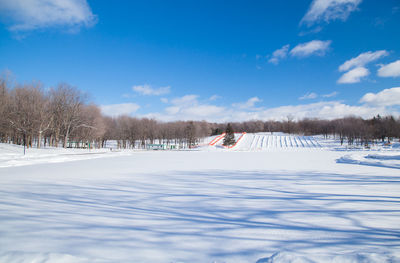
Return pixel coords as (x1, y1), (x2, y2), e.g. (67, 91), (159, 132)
(234, 133), (323, 151)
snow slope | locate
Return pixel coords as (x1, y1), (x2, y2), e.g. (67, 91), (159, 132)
(1, 138), (400, 262)
(233, 133), (322, 151)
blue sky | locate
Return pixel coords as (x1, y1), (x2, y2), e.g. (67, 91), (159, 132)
(0, 0), (400, 122)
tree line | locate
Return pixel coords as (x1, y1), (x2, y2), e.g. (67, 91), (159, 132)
(1, 77), (400, 149)
(0, 78), (212, 149)
(212, 116), (400, 146)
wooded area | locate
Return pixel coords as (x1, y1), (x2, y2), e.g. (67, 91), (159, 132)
(1, 77), (400, 149)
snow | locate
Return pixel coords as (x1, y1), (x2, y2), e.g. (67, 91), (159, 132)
(337, 153), (400, 169)
(0, 143), (135, 168)
(1, 135), (400, 262)
(256, 251), (396, 263)
(233, 133), (322, 151)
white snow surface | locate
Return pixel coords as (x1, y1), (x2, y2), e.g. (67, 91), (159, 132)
(0, 143), (137, 168)
(1, 135), (400, 263)
(233, 133), (322, 151)
(338, 153), (400, 169)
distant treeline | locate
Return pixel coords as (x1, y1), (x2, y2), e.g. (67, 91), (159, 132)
(216, 116), (400, 146)
(1, 77), (399, 149)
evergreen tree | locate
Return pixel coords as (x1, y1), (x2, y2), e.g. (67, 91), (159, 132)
(223, 123), (235, 146)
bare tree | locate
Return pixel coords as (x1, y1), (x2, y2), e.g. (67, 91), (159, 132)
(185, 121), (197, 148)
(0, 77), (9, 142)
(49, 84), (87, 148)
(8, 85), (43, 150)
(72, 105), (106, 148)
(30, 84), (52, 148)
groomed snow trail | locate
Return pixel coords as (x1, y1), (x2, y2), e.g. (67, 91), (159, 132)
(234, 133), (322, 151)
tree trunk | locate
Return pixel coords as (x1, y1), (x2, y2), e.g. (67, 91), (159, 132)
(37, 131), (42, 148)
(64, 129), (70, 148)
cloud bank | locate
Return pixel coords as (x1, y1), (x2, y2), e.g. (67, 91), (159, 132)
(137, 89), (398, 122)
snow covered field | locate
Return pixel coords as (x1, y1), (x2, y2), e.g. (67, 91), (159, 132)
(1, 135), (400, 263)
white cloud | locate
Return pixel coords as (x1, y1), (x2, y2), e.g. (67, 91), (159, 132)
(160, 98), (169, 103)
(298, 26), (323, 36)
(298, 91), (340, 100)
(232, 97), (262, 109)
(209, 95), (221, 101)
(360, 87), (400, 106)
(0, 0), (97, 31)
(171, 95), (198, 106)
(301, 0), (362, 26)
(100, 103), (140, 117)
(290, 40), (331, 57)
(322, 91), (338, 98)
(377, 60), (400, 78)
(269, 41), (331, 63)
(268, 44), (290, 64)
(337, 67), (369, 84)
(299, 92), (318, 100)
(132, 85), (171, 96)
(339, 50), (389, 72)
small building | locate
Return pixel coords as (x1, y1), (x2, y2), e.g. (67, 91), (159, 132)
(67, 141), (91, 149)
(147, 144), (167, 150)
(146, 144), (179, 150)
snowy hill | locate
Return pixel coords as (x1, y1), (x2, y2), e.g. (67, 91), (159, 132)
(233, 133), (322, 150)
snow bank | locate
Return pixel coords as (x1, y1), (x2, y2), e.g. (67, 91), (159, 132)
(337, 153), (400, 169)
(0, 251), (99, 263)
(256, 251), (397, 263)
(366, 154), (400, 160)
(392, 142), (400, 149)
(0, 143), (135, 168)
